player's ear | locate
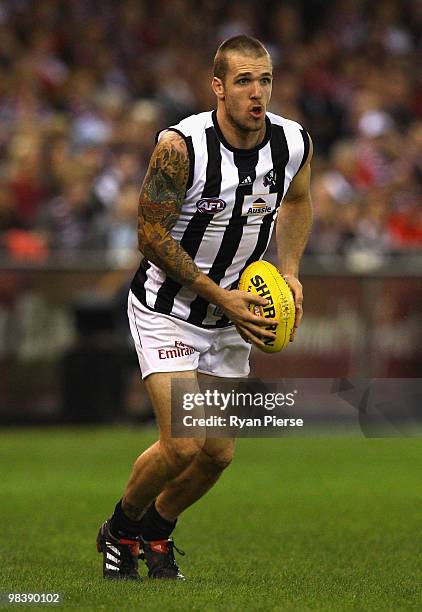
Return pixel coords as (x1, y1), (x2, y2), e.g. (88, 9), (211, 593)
(212, 76), (225, 100)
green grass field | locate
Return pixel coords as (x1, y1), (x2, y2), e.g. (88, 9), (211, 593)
(1, 428), (421, 611)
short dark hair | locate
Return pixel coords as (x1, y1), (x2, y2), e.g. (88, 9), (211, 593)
(213, 35), (270, 81)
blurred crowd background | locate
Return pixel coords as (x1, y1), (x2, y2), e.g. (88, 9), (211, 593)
(0, 0), (420, 264)
(0, 0), (420, 423)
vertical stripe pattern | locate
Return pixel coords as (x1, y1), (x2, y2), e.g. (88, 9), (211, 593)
(130, 110), (308, 328)
(187, 149), (258, 325)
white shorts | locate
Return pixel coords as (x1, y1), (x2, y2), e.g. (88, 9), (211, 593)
(128, 290), (251, 379)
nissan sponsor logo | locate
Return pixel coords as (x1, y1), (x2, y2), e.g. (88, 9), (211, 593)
(196, 198), (226, 214)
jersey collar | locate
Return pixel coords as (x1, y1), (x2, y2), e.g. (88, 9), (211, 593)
(211, 110), (271, 156)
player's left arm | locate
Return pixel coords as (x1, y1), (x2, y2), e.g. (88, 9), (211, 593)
(276, 135), (313, 341)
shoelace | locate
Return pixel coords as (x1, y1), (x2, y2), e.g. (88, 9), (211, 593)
(139, 541), (186, 561)
(173, 543), (185, 556)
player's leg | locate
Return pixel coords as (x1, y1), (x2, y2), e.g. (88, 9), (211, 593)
(154, 371), (236, 519)
(155, 436), (235, 520)
(135, 374), (235, 578)
(121, 369), (205, 518)
(98, 370), (204, 581)
(147, 328), (249, 519)
(98, 291), (208, 580)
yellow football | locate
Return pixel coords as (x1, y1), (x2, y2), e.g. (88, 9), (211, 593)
(238, 260), (296, 353)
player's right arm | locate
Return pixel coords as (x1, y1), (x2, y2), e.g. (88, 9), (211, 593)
(137, 130), (276, 347)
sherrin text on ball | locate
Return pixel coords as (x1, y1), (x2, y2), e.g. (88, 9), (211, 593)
(238, 260), (295, 353)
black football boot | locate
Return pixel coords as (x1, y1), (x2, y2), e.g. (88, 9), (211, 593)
(140, 538), (186, 580)
(96, 519), (140, 579)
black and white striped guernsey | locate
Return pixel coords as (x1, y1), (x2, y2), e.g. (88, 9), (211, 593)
(131, 110), (309, 329)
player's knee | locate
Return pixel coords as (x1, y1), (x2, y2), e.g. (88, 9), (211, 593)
(201, 445), (234, 471)
(161, 438), (205, 470)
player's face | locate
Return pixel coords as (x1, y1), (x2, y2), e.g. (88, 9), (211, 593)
(216, 52), (273, 134)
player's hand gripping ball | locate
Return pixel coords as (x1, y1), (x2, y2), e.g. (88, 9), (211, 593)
(238, 260), (295, 353)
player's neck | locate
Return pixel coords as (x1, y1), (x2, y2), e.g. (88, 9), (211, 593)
(216, 107), (267, 150)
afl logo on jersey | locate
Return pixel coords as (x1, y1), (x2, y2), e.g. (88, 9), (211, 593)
(196, 198), (226, 214)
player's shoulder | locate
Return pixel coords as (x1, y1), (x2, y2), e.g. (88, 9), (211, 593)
(155, 129), (188, 158)
(267, 111), (312, 160)
(159, 111), (213, 141)
(267, 112), (312, 168)
(266, 111), (306, 134)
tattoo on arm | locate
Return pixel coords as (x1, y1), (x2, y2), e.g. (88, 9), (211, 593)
(137, 131), (200, 286)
